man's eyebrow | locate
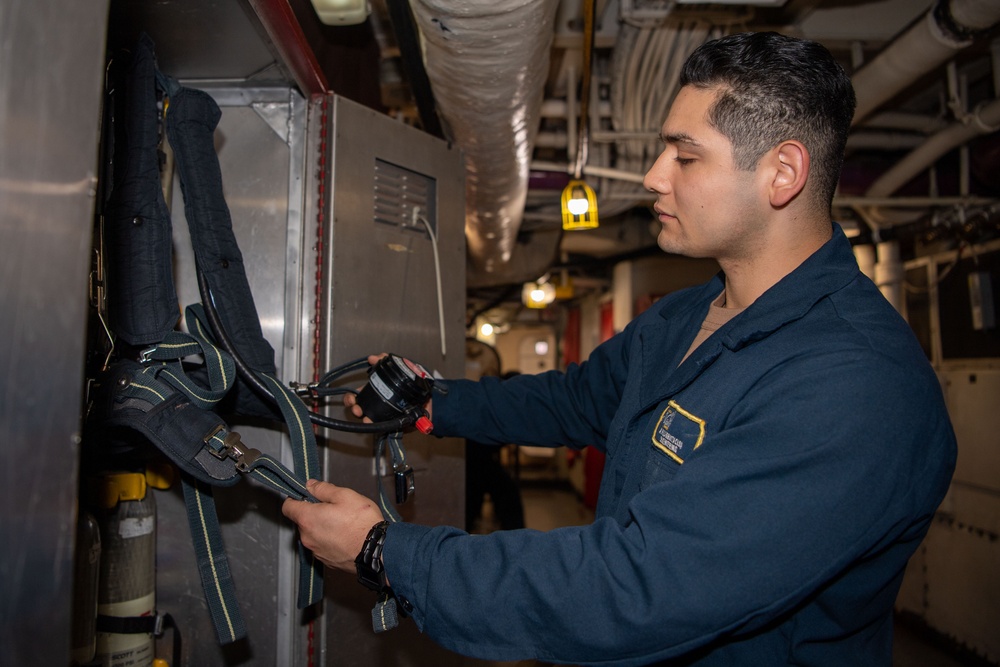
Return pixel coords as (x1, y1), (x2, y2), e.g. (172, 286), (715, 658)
(659, 132), (702, 147)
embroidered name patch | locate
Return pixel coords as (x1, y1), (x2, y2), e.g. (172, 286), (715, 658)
(651, 401), (706, 464)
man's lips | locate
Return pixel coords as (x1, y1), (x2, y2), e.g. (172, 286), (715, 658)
(654, 207), (677, 221)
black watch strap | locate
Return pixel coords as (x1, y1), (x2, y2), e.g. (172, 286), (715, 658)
(355, 521), (391, 593)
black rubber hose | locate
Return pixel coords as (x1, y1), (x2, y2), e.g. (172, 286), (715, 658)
(196, 269), (415, 434)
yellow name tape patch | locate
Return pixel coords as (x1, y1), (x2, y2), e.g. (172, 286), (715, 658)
(651, 401), (706, 464)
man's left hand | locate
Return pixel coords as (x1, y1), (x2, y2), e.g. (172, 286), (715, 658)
(282, 479), (384, 572)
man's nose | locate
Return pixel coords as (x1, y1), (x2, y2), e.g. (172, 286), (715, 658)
(643, 154), (671, 195)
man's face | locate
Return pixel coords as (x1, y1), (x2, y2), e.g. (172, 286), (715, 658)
(643, 86), (769, 263)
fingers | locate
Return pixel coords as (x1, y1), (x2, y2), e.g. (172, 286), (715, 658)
(341, 353), (389, 421)
(280, 479), (386, 572)
(282, 479), (337, 521)
(305, 478), (342, 503)
(281, 495), (304, 522)
(342, 392), (365, 419)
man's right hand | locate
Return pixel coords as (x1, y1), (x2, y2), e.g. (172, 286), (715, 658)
(343, 353), (433, 423)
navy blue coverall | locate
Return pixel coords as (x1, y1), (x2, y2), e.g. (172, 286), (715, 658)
(382, 227), (957, 666)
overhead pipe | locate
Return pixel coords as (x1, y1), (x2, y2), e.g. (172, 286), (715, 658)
(866, 97), (1000, 197)
(875, 241), (905, 313)
(861, 111), (949, 134)
(540, 99), (613, 119)
(851, 0), (1000, 125)
(384, 0), (444, 137)
(408, 0), (561, 275)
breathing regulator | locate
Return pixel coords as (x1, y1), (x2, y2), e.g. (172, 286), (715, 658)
(356, 354), (434, 435)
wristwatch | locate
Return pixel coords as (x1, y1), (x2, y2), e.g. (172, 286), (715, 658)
(355, 521), (391, 593)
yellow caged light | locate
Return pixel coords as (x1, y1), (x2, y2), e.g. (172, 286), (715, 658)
(561, 179), (599, 231)
(522, 280), (556, 309)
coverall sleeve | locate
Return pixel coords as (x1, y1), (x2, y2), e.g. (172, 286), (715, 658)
(431, 322), (633, 450)
(381, 349), (955, 666)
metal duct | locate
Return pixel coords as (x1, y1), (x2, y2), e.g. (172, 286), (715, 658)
(409, 0), (560, 275)
(852, 0), (1000, 125)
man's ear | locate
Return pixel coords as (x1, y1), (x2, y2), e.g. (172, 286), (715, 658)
(768, 140), (809, 208)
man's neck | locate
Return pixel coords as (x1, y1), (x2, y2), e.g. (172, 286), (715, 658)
(719, 222), (832, 310)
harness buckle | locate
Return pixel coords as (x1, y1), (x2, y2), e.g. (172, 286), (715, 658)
(290, 381), (319, 399)
(139, 347), (156, 364)
(209, 431), (262, 473)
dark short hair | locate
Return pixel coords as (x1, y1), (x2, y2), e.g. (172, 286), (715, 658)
(680, 32), (856, 212)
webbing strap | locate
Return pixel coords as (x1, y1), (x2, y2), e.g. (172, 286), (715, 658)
(181, 475), (247, 644)
(142, 304), (235, 410)
(369, 432), (410, 632)
(371, 592), (399, 633)
(256, 373), (324, 608)
(374, 431), (411, 523)
(144, 307), (324, 609)
(243, 454), (313, 500)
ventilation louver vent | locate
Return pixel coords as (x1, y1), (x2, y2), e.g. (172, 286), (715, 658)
(373, 158), (437, 235)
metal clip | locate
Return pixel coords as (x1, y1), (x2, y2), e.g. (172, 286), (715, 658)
(204, 424), (227, 452)
(208, 430), (262, 473)
(226, 432), (261, 473)
(153, 614), (165, 637)
(394, 466), (415, 504)
(138, 347), (156, 363)
(290, 381), (319, 399)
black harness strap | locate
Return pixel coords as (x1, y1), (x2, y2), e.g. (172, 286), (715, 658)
(159, 77), (276, 376)
(106, 33), (179, 346)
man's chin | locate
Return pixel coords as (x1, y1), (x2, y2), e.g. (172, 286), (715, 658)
(657, 232), (683, 256)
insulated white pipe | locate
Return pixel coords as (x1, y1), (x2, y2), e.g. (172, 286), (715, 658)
(866, 97), (1000, 197)
(540, 99), (613, 119)
(854, 244), (877, 282)
(851, 0), (1000, 125)
(861, 112), (948, 134)
(875, 241), (905, 313)
(409, 0), (560, 274)
(531, 159), (647, 185)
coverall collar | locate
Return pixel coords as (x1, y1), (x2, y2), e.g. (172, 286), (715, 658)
(640, 225), (861, 409)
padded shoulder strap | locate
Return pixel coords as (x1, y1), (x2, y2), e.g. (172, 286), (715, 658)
(162, 82), (276, 376)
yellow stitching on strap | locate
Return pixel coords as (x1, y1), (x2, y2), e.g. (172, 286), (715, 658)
(130, 380), (166, 402)
(193, 318), (229, 388)
(161, 369), (215, 403)
(194, 488), (237, 641)
(265, 375), (312, 480)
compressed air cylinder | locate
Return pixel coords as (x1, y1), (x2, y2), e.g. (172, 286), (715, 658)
(94, 472), (156, 667)
(70, 510), (102, 665)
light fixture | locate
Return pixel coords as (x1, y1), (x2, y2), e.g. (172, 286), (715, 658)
(554, 268), (575, 300)
(561, 179), (599, 230)
(563, 0), (599, 232)
(310, 0), (370, 25)
(522, 280), (556, 309)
